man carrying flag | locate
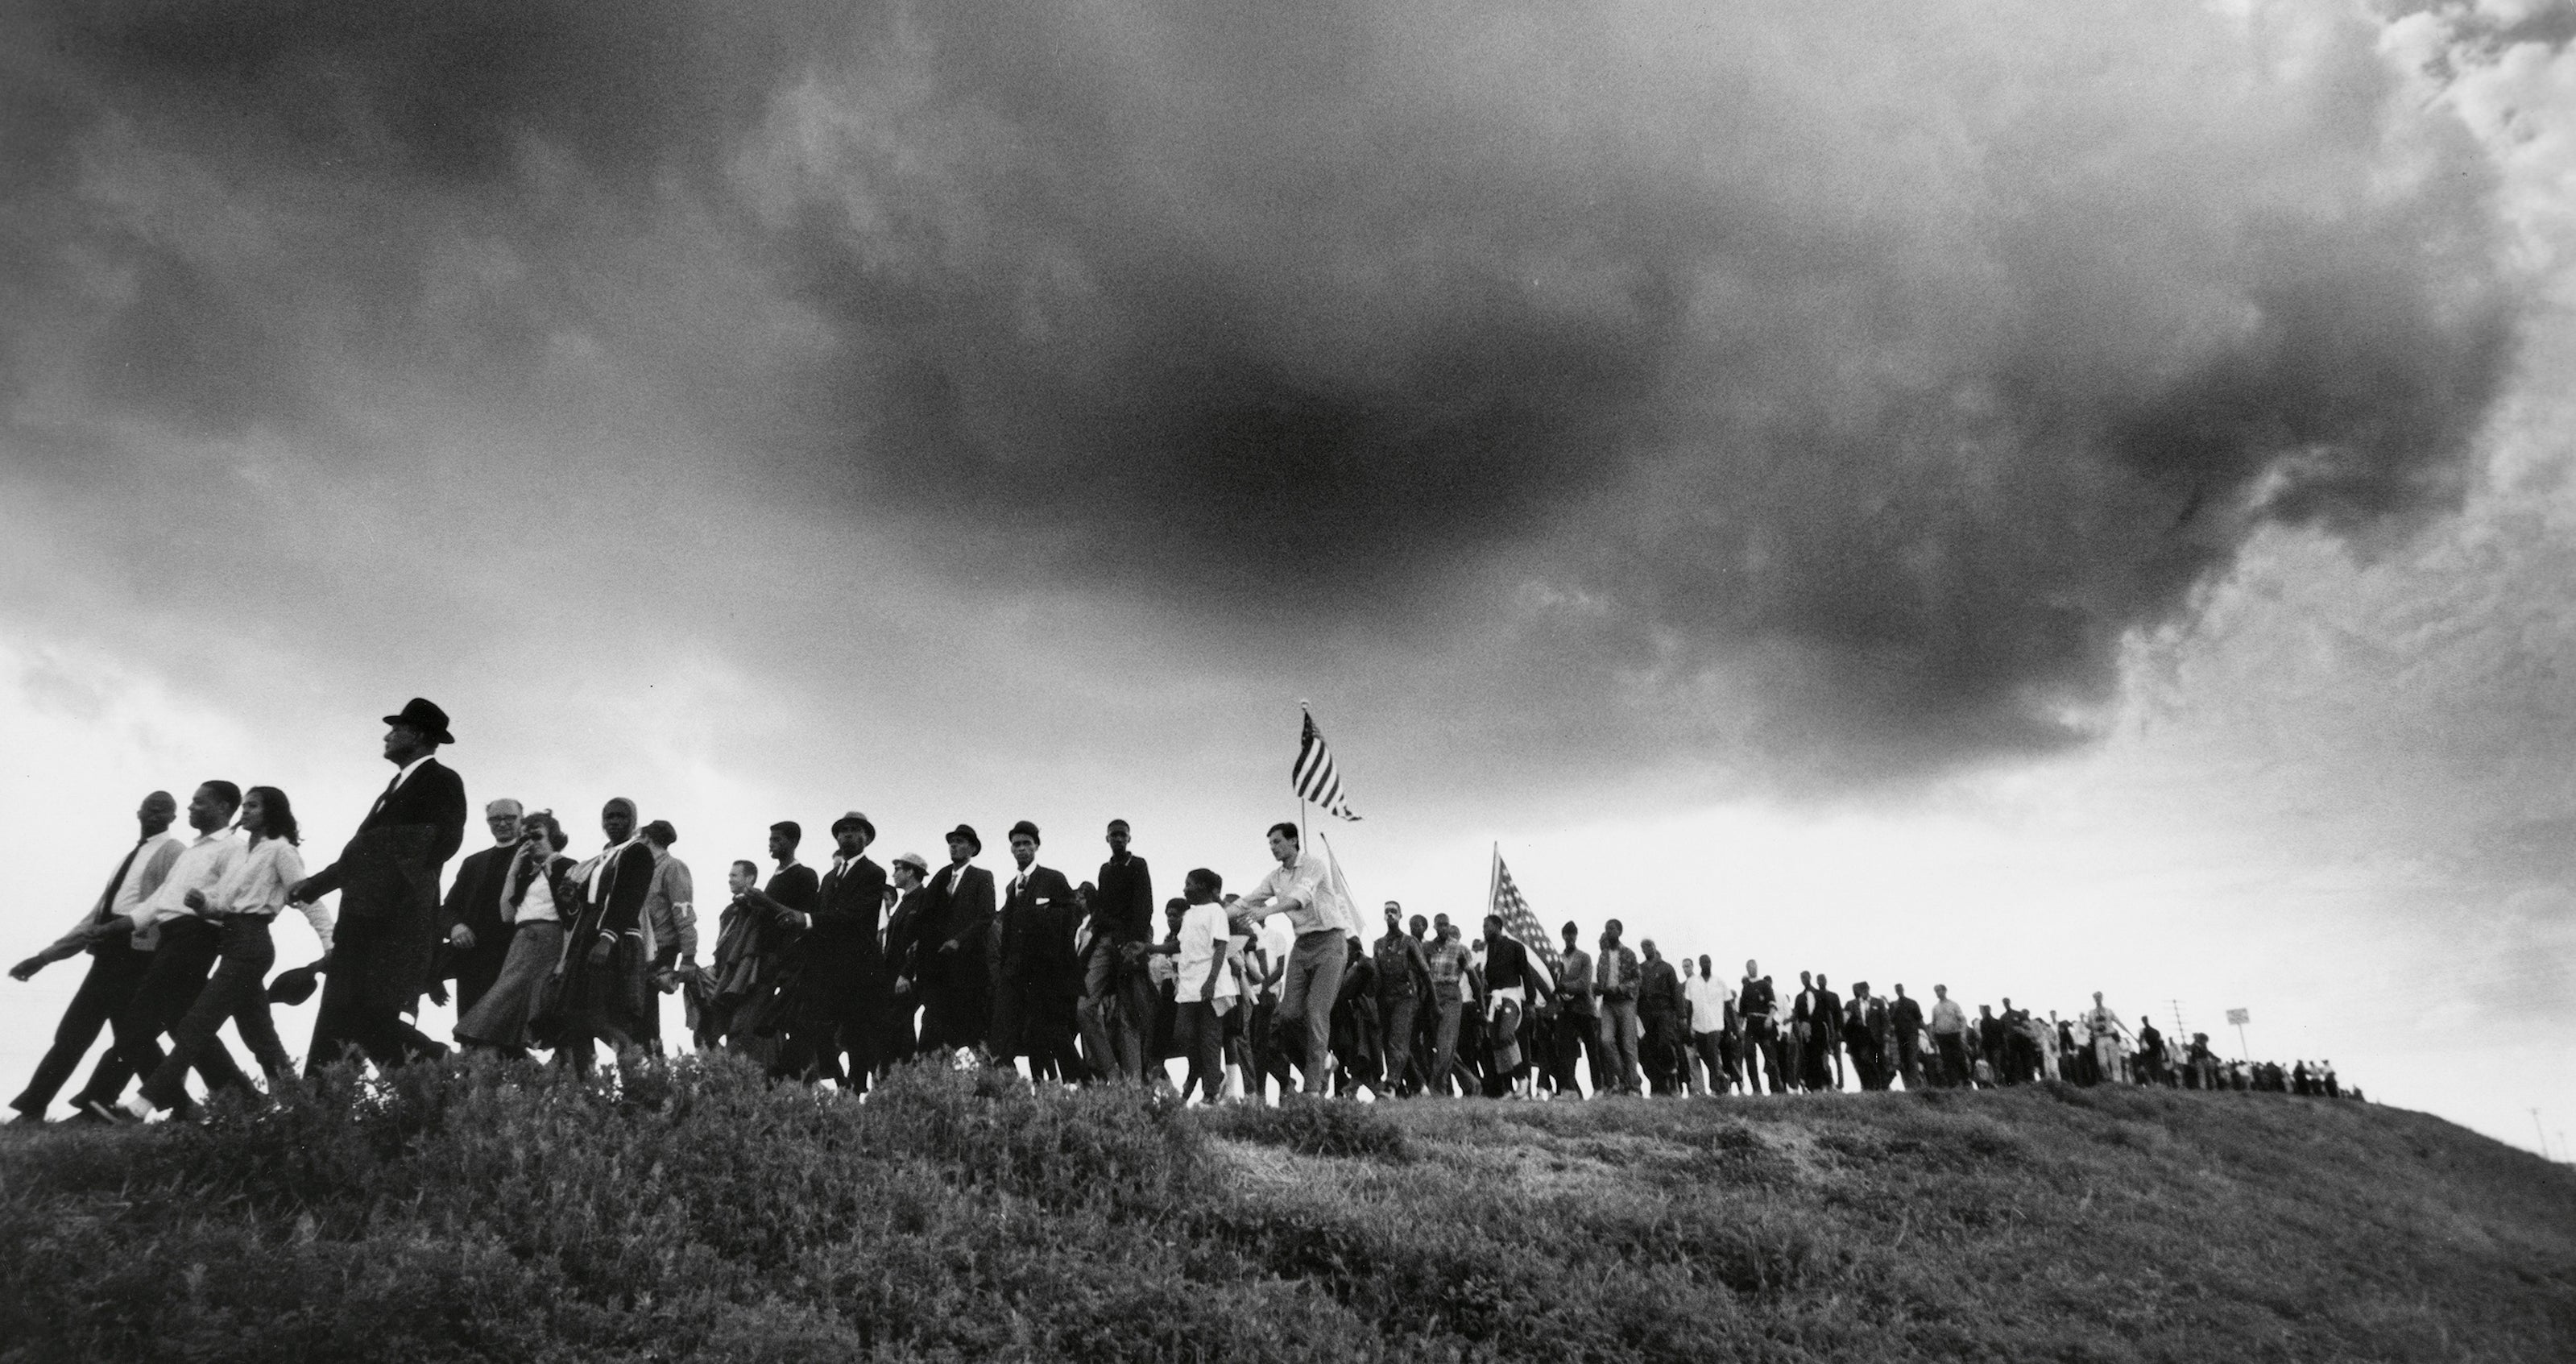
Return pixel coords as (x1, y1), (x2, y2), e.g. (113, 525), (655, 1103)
(1228, 822), (1354, 1096)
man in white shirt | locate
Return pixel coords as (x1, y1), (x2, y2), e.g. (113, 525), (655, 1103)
(8, 791), (184, 1122)
(1683, 956), (1730, 1096)
(1228, 823), (1351, 1097)
(1928, 984), (1970, 1088)
(93, 782), (253, 1118)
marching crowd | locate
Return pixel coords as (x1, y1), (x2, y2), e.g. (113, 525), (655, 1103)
(6, 698), (2359, 1122)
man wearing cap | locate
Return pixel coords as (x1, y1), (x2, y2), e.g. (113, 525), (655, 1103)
(1079, 819), (1158, 1084)
(882, 851), (934, 1067)
(917, 824), (995, 1056)
(988, 821), (1082, 1080)
(785, 811), (888, 1089)
(292, 699), (469, 1074)
(436, 799), (524, 1021)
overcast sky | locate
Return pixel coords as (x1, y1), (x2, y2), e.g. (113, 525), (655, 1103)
(2, 1), (2571, 1153)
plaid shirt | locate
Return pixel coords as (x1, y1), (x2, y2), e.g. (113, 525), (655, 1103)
(1425, 937), (1472, 1001)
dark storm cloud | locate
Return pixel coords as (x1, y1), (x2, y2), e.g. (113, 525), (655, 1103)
(0, 2), (2526, 777)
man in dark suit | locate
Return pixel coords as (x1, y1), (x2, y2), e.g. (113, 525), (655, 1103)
(1812, 974), (1845, 1091)
(917, 824), (995, 1057)
(1079, 819), (1157, 1084)
(291, 699), (468, 1074)
(1737, 961), (1783, 1095)
(790, 811), (888, 1090)
(1845, 981), (1891, 1090)
(988, 821), (1082, 1081)
(436, 799), (524, 1018)
(1888, 984), (1927, 1090)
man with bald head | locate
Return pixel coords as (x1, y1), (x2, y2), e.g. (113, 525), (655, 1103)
(8, 790), (185, 1121)
(437, 798), (524, 1018)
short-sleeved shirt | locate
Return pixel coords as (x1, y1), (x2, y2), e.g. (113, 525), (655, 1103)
(1175, 902), (1236, 1001)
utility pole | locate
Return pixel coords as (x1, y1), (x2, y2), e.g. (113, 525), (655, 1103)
(2535, 1109), (2550, 1160)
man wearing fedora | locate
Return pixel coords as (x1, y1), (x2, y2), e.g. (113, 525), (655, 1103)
(988, 821), (1083, 1081)
(916, 824), (996, 1058)
(289, 699), (469, 1074)
(785, 811), (888, 1090)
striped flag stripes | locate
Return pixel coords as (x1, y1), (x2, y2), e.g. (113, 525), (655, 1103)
(1293, 707), (1362, 821)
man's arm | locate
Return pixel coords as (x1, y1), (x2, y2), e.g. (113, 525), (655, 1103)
(1406, 939), (1434, 997)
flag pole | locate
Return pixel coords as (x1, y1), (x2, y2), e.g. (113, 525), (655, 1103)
(1297, 700), (1310, 848)
(1486, 843), (1500, 927)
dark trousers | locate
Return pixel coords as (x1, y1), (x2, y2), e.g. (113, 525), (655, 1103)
(112, 919), (252, 1099)
(1935, 1033), (1970, 1088)
(10, 944), (150, 1117)
(915, 961), (987, 1055)
(1640, 1010), (1681, 1094)
(1553, 1009), (1602, 1095)
(1172, 1000), (1224, 1101)
(1692, 1030), (1729, 1093)
(1895, 1033), (1924, 1088)
(991, 976), (1082, 1080)
(308, 918), (447, 1077)
(143, 918), (286, 1110)
(1746, 1022), (1787, 1093)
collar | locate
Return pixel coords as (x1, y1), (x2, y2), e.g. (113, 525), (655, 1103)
(391, 754), (433, 787)
(188, 827), (234, 848)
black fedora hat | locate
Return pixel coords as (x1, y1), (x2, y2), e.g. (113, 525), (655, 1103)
(944, 823), (981, 855)
(383, 698), (454, 745)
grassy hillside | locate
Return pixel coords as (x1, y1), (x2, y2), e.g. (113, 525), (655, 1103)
(2, 1056), (2570, 1362)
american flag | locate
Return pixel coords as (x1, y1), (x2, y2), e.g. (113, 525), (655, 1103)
(1292, 707), (1361, 821)
(1489, 848), (1557, 989)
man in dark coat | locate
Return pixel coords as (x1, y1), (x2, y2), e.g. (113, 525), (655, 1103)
(1737, 961), (1784, 1095)
(735, 822), (819, 1071)
(916, 824), (995, 1055)
(988, 821), (1082, 1080)
(553, 798), (660, 1072)
(1889, 985), (1927, 1089)
(881, 852), (934, 1068)
(292, 699), (468, 1074)
(1845, 981), (1891, 1090)
(436, 799), (523, 1018)
(1812, 974), (1845, 1092)
(789, 811), (888, 1090)
(1079, 819), (1158, 1084)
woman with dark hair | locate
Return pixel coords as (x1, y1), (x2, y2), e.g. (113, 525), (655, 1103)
(456, 811), (574, 1057)
(122, 786), (329, 1117)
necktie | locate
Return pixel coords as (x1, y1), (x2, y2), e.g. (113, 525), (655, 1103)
(92, 839), (146, 923)
(366, 770), (404, 821)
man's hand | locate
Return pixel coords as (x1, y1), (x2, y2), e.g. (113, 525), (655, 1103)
(652, 969), (679, 994)
(448, 924), (478, 951)
(286, 877), (317, 906)
(183, 889), (208, 912)
(939, 939), (960, 955)
(10, 956), (45, 981)
(425, 978), (450, 1008)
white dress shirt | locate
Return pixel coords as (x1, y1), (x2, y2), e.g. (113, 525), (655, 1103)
(1232, 852), (1344, 936)
(204, 836), (332, 951)
(126, 830), (242, 930)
